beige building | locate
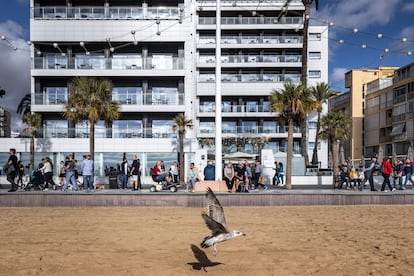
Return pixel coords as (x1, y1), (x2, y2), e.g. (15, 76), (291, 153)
(365, 63), (414, 158)
(0, 106), (11, 138)
(329, 67), (397, 162)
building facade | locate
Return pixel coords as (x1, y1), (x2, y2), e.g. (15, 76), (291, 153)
(329, 67), (397, 162)
(365, 62), (414, 158)
(1, 0), (329, 177)
(0, 106), (11, 138)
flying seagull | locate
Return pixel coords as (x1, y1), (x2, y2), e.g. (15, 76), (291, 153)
(200, 187), (245, 255)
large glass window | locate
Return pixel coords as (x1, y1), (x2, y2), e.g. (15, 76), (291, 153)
(113, 120), (142, 138)
(152, 120), (174, 138)
(112, 55), (142, 69)
(44, 87), (67, 104)
(199, 121), (215, 134)
(45, 120), (68, 138)
(152, 87), (179, 105)
(263, 121), (277, 133)
(46, 54), (68, 69)
(75, 54), (105, 69)
(113, 87), (142, 104)
(222, 121), (236, 133)
(242, 121), (257, 133)
(151, 54), (173, 69)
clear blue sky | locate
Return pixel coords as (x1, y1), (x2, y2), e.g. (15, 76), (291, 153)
(0, 0), (414, 128)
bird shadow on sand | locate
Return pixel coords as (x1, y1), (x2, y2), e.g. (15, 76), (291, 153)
(187, 244), (222, 272)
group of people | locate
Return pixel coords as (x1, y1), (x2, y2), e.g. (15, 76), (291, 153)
(2, 148), (95, 192)
(339, 156), (414, 192)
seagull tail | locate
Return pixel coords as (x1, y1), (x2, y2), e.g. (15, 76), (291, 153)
(201, 236), (213, 248)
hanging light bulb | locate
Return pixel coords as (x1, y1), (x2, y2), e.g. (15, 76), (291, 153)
(338, 39), (344, 44)
(329, 21), (334, 27)
(401, 37), (407, 43)
(407, 51), (412, 56)
(384, 48), (389, 53)
(361, 44), (366, 48)
(377, 34), (382, 39)
(353, 28), (358, 33)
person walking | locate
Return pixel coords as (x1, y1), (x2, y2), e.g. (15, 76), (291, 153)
(58, 160), (66, 187)
(119, 158), (129, 190)
(254, 160), (264, 189)
(81, 154), (94, 191)
(6, 148), (19, 192)
(362, 156), (377, 191)
(130, 155), (141, 190)
(403, 158), (414, 189)
(63, 155), (78, 191)
(392, 159), (404, 190)
(39, 157), (56, 190)
(278, 162), (285, 186)
(380, 157), (393, 192)
(272, 161), (280, 186)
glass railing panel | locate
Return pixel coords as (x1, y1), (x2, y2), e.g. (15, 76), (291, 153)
(112, 56), (142, 69)
(199, 37), (216, 44)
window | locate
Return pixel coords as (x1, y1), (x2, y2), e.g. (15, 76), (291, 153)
(112, 120), (142, 138)
(309, 52), (321, 59)
(308, 121), (317, 129)
(309, 70), (321, 78)
(308, 142), (321, 151)
(309, 33), (321, 41)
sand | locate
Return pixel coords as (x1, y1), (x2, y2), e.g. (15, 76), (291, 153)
(0, 206), (414, 275)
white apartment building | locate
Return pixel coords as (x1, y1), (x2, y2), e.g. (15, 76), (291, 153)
(1, 0), (328, 177)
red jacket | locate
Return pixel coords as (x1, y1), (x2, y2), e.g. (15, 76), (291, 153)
(382, 160), (392, 175)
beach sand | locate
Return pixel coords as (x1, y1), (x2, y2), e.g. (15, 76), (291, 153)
(0, 205), (413, 275)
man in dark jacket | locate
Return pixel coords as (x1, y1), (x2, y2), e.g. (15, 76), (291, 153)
(7, 148), (19, 192)
(204, 161), (215, 180)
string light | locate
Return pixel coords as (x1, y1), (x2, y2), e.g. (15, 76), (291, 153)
(53, 43), (65, 56)
(79, 41), (90, 55)
(1, 35), (17, 50)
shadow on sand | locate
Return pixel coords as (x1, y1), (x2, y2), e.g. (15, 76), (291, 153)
(187, 244), (222, 272)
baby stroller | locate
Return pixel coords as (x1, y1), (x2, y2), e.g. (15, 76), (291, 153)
(24, 169), (44, 191)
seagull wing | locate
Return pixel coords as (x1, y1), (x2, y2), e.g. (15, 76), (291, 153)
(205, 187), (228, 230)
(201, 212), (228, 235)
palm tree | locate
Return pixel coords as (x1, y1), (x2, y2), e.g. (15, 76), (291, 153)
(301, 0), (319, 86)
(318, 111), (351, 186)
(270, 82), (310, 189)
(173, 113), (193, 184)
(298, 88), (316, 166)
(63, 77), (120, 160)
(17, 93), (31, 116)
(310, 82), (337, 165)
(22, 113), (42, 170)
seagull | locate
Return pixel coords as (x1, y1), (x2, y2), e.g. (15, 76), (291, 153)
(200, 187), (245, 255)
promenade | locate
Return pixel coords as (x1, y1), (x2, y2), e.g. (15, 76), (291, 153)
(1, 184), (414, 207)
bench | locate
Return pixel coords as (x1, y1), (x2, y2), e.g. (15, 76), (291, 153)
(193, 180), (228, 193)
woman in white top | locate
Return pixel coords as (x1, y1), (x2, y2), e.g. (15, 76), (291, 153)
(39, 157), (56, 190)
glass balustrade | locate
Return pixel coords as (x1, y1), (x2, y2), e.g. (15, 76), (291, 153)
(198, 73), (301, 82)
(32, 6), (181, 20)
(196, 125), (301, 135)
(199, 35), (303, 45)
(33, 56), (184, 70)
(198, 16), (303, 25)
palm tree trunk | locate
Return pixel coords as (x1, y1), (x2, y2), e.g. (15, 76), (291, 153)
(30, 134), (35, 170)
(179, 132), (185, 185)
(286, 119), (294, 189)
(332, 139), (339, 187)
(90, 122), (95, 160)
(300, 118), (309, 166)
(311, 111), (321, 165)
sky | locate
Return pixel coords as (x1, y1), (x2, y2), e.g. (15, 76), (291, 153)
(0, 0), (414, 131)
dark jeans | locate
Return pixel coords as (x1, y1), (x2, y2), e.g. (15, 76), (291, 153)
(224, 177), (233, 190)
(381, 174), (392, 191)
(7, 172), (17, 190)
(44, 172), (56, 188)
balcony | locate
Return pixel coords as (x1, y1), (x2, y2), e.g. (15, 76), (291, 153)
(34, 91), (184, 106)
(43, 127), (178, 139)
(198, 54), (302, 66)
(32, 6), (181, 20)
(199, 104), (272, 113)
(198, 16), (303, 25)
(198, 73), (301, 83)
(198, 35), (303, 46)
(33, 56), (184, 70)
(197, 126), (301, 137)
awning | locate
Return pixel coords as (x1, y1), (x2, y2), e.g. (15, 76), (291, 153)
(390, 123), (405, 136)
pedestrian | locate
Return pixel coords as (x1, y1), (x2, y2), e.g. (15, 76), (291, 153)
(362, 156), (377, 191)
(272, 161), (280, 186)
(380, 157), (393, 192)
(16, 160), (25, 189)
(63, 155), (78, 191)
(403, 158), (414, 189)
(6, 148), (19, 192)
(81, 154), (94, 191)
(169, 161), (179, 184)
(254, 160), (264, 189)
(392, 159), (404, 190)
(278, 162), (285, 186)
(130, 155), (140, 190)
(58, 160), (66, 186)
(39, 157), (56, 190)
(245, 162), (252, 191)
(119, 158), (129, 189)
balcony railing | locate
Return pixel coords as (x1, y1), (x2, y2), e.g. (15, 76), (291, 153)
(199, 35), (303, 45)
(199, 16), (303, 25)
(43, 127), (178, 139)
(199, 104), (272, 113)
(32, 6), (181, 20)
(34, 92), (184, 105)
(198, 126), (301, 135)
(33, 56), (184, 70)
(199, 54), (302, 64)
(198, 73), (301, 83)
